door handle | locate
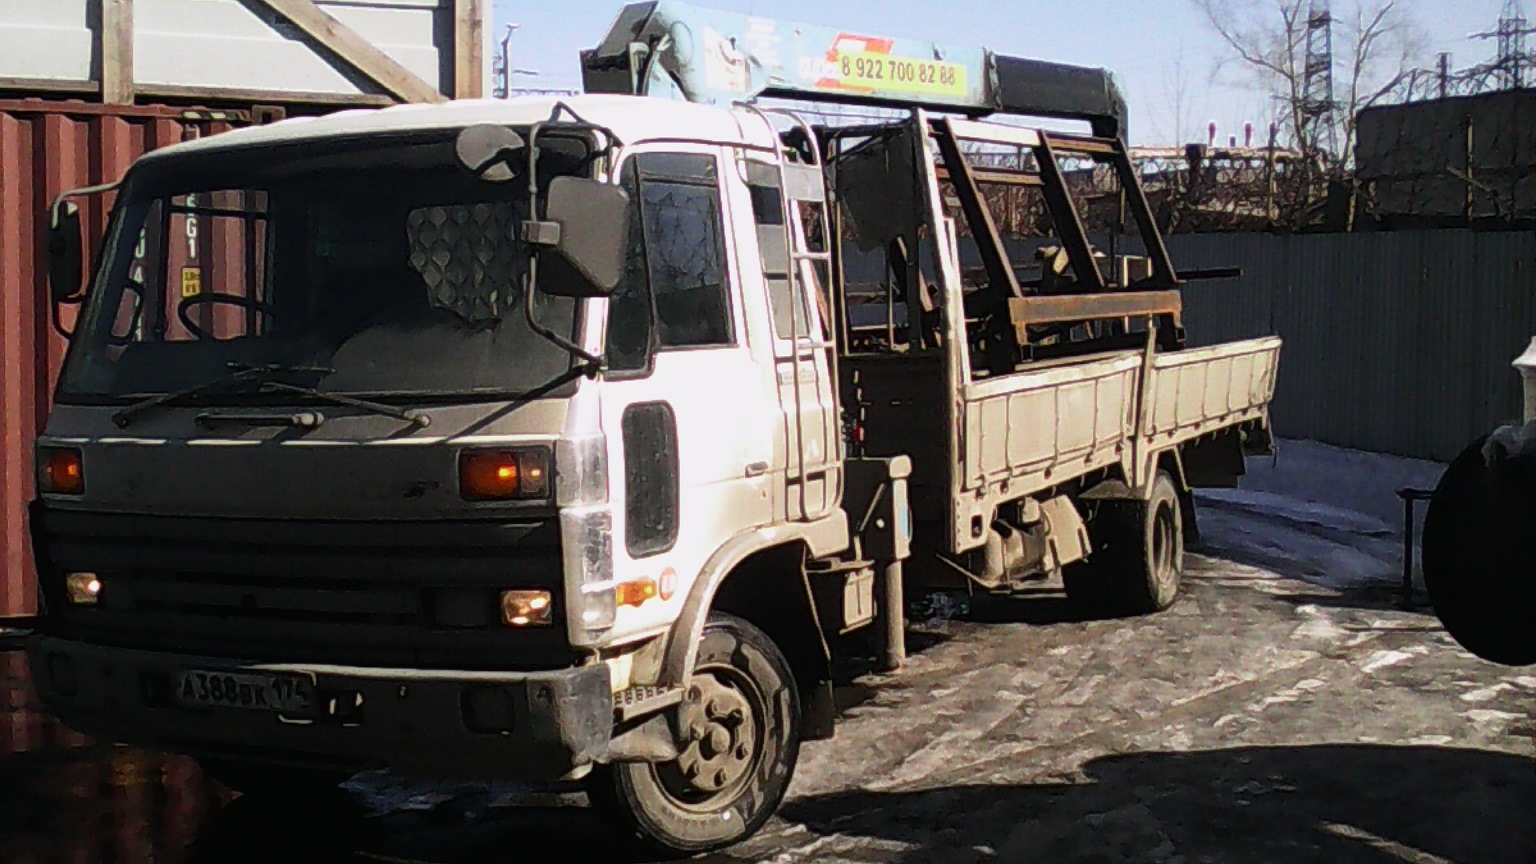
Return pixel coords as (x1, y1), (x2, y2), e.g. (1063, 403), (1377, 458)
(745, 461), (769, 478)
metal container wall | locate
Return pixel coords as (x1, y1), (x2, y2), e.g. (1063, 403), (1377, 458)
(0, 99), (248, 617)
(1170, 229), (1536, 461)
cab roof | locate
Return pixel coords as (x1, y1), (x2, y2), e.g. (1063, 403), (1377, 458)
(138, 94), (783, 163)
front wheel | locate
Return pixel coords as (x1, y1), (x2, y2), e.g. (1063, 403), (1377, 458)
(585, 613), (801, 857)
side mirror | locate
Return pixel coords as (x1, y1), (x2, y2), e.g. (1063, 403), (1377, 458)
(48, 201), (85, 303)
(455, 124), (526, 182)
(534, 176), (631, 298)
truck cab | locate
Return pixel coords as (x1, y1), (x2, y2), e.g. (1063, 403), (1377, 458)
(29, 95), (857, 850)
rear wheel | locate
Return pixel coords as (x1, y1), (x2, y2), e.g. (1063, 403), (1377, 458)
(585, 613), (800, 857)
(1065, 470), (1184, 615)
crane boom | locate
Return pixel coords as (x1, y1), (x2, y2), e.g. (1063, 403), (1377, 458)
(581, 1), (1128, 138)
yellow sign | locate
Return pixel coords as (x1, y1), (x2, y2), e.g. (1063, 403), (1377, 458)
(180, 267), (202, 298)
(831, 50), (967, 98)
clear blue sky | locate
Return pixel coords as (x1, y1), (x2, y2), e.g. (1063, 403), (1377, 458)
(491, 0), (1506, 145)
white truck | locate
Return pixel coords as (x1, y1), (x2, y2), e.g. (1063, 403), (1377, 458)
(27, 2), (1279, 855)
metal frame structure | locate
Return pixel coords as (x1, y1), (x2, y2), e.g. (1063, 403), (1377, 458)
(825, 113), (1186, 375)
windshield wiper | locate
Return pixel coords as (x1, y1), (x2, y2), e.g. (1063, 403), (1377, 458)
(111, 363), (335, 429)
(258, 381), (431, 428)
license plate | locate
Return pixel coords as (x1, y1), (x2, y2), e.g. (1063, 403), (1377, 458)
(174, 669), (315, 714)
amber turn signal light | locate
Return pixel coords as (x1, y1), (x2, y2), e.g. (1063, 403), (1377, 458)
(615, 578), (659, 608)
(38, 447), (85, 495)
(458, 448), (549, 501)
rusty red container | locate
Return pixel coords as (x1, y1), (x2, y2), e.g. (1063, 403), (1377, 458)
(0, 98), (251, 619)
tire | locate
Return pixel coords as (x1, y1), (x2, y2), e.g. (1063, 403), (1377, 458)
(1064, 470), (1184, 616)
(196, 757), (350, 799)
(585, 613), (801, 857)
(1421, 434), (1536, 666)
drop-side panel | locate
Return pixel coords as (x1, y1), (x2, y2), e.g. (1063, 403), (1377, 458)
(946, 337), (1281, 553)
(1143, 336), (1282, 441)
(951, 351), (1140, 550)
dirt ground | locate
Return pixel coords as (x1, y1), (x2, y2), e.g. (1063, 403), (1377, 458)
(4, 438), (1535, 863)
(4, 544), (1533, 864)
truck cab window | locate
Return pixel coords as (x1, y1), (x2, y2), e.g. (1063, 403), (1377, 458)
(604, 152), (735, 369)
(635, 153), (733, 348)
(747, 162), (818, 341)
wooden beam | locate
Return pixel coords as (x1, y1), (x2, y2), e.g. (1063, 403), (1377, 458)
(936, 165), (1044, 188)
(140, 82), (393, 108)
(249, 0), (445, 104)
(99, 0), (134, 105)
(453, 0), (484, 99)
(1008, 289), (1182, 338)
(0, 77), (100, 96)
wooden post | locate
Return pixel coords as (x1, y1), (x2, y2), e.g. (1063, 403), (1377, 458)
(1464, 114), (1475, 224)
(99, 0), (134, 105)
(453, 0), (484, 99)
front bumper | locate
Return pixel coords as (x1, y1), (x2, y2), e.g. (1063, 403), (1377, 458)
(27, 636), (613, 781)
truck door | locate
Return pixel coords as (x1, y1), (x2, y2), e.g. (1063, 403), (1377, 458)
(743, 154), (842, 522)
(598, 148), (777, 632)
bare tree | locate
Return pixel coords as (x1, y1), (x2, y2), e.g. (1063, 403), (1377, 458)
(1194, 0), (1422, 167)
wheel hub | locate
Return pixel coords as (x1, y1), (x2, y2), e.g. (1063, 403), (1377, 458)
(675, 674), (757, 796)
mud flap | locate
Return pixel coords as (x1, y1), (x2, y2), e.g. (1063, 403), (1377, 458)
(803, 680), (836, 741)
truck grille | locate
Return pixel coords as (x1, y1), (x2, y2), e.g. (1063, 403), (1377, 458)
(31, 505), (579, 670)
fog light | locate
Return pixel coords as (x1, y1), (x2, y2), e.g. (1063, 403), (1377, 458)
(64, 572), (101, 605)
(500, 590), (553, 627)
(38, 447), (85, 495)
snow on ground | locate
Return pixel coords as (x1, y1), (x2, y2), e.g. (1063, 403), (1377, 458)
(1194, 438), (1446, 592)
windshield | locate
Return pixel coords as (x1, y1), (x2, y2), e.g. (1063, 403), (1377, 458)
(57, 129), (595, 404)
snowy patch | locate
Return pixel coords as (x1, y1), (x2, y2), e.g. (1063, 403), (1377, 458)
(1459, 683), (1514, 703)
(1464, 709), (1523, 727)
(1360, 648), (1422, 673)
(1196, 489), (1394, 536)
(1248, 678), (1327, 712)
(341, 770), (538, 816)
(1193, 438), (1448, 592)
